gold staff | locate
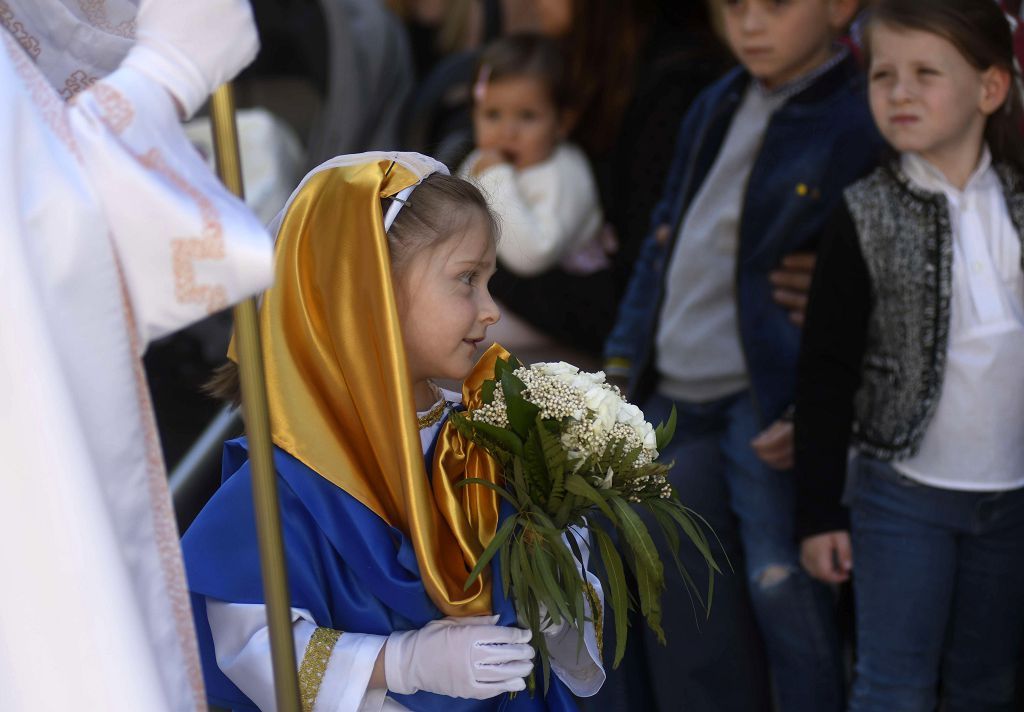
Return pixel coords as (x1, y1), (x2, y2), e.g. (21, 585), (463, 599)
(209, 84), (302, 712)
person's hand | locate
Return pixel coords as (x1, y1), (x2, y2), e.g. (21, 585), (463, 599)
(653, 224), (671, 245)
(750, 419), (793, 470)
(121, 0), (259, 118)
(800, 531), (853, 584)
(471, 149), (509, 176)
(384, 615), (534, 699)
(769, 252), (817, 327)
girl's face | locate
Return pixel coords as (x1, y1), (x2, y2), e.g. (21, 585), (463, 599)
(397, 213), (500, 388)
(868, 23), (1008, 181)
(473, 75), (565, 170)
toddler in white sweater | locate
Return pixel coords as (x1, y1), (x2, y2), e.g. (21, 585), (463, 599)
(459, 34), (608, 278)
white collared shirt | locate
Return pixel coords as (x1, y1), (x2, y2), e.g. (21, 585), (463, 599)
(894, 149), (1024, 491)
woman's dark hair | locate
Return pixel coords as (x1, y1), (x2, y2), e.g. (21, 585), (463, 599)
(206, 172), (497, 405)
(474, 33), (568, 110)
(557, 0), (655, 157)
(866, 0), (1024, 172)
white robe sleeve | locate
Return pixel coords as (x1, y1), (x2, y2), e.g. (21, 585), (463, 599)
(64, 64), (272, 347)
(546, 525), (606, 697)
(464, 144), (603, 277)
(206, 600), (389, 712)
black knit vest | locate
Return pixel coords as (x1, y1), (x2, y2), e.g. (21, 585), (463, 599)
(844, 161), (1024, 460)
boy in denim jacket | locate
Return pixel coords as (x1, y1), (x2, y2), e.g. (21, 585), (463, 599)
(602, 1), (882, 710)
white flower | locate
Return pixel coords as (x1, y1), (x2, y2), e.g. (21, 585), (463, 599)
(533, 361), (579, 380)
(643, 428), (658, 451)
(598, 467), (614, 490)
(616, 402), (645, 429)
(584, 386), (618, 432)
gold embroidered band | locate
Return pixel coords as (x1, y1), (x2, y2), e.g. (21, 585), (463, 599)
(299, 627), (343, 712)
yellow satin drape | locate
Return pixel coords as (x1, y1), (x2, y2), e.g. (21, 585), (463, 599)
(238, 158), (503, 616)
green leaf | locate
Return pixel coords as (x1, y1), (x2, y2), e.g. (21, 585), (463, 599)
(463, 515), (518, 591)
(651, 499), (720, 574)
(564, 474), (618, 524)
(503, 381), (539, 439)
(522, 428), (551, 504)
(537, 420), (567, 512)
(534, 544), (572, 624)
(608, 498), (663, 585)
(455, 477), (521, 509)
(634, 547), (665, 644)
(448, 410), (523, 459)
(592, 527), (630, 668)
(481, 378), (496, 405)
(493, 355), (513, 380)
(655, 406), (677, 451)
(608, 498), (664, 639)
(649, 506), (706, 614)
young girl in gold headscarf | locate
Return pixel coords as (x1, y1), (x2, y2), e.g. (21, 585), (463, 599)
(182, 152), (603, 711)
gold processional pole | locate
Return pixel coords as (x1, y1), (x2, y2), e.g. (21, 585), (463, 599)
(209, 84), (302, 712)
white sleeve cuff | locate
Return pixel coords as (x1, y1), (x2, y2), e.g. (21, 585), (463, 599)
(205, 599), (387, 712)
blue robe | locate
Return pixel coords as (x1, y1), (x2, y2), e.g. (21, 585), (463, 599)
(182, 435), (577, 711)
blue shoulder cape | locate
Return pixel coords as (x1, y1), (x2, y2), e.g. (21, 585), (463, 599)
(181, 434), (576, 711)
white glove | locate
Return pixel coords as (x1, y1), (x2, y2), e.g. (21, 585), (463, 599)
(121, 0), (259, 118)
(384, 615), (534, 700)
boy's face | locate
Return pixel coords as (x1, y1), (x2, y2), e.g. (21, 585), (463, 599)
(473, 75), (565, 170)
(721, 0), (854, 89)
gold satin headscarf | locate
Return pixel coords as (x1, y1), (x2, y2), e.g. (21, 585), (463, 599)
(241, 156), (503, 617)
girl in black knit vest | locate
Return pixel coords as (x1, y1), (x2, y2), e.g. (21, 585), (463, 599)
(794, 1), (1024, 709)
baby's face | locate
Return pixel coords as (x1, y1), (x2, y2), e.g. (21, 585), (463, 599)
(473, 75), (564, 170)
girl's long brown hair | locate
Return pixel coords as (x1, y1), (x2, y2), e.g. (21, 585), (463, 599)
(867, 0), (1024, 172)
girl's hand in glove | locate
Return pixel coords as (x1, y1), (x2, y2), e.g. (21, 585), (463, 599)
(384, 615), (534, 699)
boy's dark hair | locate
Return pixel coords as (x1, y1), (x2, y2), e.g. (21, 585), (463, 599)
(474, 33), (569, 110)
(206, 172), (497, 405)
(867, 0), (1024, 172)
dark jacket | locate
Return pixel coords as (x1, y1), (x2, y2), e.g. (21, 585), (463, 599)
(603, 55), (883, 424)
(794, 162), (1024, 538)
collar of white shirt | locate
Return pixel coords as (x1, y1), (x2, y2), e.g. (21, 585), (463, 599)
(901, 146), (997, 200)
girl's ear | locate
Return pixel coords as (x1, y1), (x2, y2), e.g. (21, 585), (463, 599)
(979, 65), (1012, 117)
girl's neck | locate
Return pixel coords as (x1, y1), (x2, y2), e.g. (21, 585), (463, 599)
(412, 379), (441, 411)
(915, 130), (987, 191)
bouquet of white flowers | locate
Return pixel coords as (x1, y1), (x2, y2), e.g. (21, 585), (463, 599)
(450, 353), (721, 692)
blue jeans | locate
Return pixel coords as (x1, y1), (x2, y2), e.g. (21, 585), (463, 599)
(637, 391), (843, 711)
(848, 456), (1024, 712)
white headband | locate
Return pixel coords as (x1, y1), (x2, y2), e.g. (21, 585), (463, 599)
(383, 185), (417, 233)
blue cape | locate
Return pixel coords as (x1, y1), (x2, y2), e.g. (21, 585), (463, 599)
(182, 436), (576, 711)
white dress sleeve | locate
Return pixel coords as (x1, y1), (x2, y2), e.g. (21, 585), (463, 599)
(466, 144), (603, 277)
(546, 525), (606, 697)
(206, 600), (389, 712)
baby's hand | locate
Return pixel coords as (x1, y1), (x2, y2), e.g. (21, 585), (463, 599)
(472, 149), (508, 176)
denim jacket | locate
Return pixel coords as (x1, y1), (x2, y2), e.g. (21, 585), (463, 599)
(603, 56), (883, 425)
